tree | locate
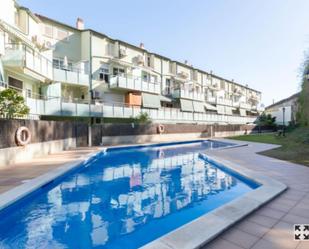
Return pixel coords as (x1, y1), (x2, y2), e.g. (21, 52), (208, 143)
(130, 112), (152, 124)
(0, 89), (30, 118)
(256, 113), (276, 127)
(298, 51), (309, 126)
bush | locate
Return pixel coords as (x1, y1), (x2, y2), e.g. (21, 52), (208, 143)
(0, 89), (30, 118)
(130, 112), (152, 124)
(256, 113), (276, 127)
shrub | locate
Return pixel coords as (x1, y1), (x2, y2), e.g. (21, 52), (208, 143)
(0, 88), (30, 118)
(130, 112), (152, 124)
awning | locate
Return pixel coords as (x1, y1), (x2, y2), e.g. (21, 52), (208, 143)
(240, 108), (247, 116)
(180, 99), (194, 112)
(217, 105), (225, 115)
(0, 20), (35, 49)
(225, 106), (233, 115)
(193, 101), (205, 113)
(159, 95), (172, 103)
(204, 103), (217, 111)
(142, 93), (161, 109)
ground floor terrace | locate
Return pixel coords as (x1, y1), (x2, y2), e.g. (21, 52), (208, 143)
(0, 139), (308, 249)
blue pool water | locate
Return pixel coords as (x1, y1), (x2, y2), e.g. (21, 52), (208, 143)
(0, 140), (259, 249)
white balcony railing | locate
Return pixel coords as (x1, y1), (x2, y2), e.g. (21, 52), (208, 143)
(22, 94), (257, 124)
(172, 89), (204, 101)
(240, 102), (252, 110)
(109, 75), (160, 94)
(216, 98), (233, 106)
(2, 44), (53, 80)
(53, 67), (89, 86)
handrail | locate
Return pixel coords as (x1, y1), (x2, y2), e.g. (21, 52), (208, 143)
(5, 43), (53, 64)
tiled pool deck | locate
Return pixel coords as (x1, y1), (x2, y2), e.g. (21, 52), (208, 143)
(0, 140), (308, 249)
(204, 139), (309, 249)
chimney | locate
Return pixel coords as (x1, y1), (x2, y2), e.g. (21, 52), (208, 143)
(76, 18), (84, 30)
(184, 60), (188, 65)
(139, 43), (145, 49)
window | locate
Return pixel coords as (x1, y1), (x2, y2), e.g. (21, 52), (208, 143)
(43, 24), (53, 38)
(165, 79), (171, 94)
(26, 89), (32, 98)
(53, 58), (73, 71)
(113, 67), (125, 76)
(99, 64), (109, 82)
(147, 56), (151, 67)
(14, 11), (19, 27)
(56, 28), (69, 41)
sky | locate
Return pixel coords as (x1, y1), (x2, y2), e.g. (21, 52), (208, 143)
(19, 0), (309, 106)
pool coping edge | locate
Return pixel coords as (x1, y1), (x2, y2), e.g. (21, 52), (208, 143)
(141, 151), (287, 249)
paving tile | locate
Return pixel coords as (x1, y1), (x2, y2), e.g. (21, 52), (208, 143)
(288, 206), (309, 219)
(296, 242), (309, 249)
(204, 238), (244, 249)
(235, 220), (270, 237)
(222, 228), (260, 248)
(262, 221), (300, 249)
(268, 202), (294, 212)
(282, 213), (309, 225)
(248, 214), (279, 228)
(255, 206), (286, 219)
(251, 238), (300, 249)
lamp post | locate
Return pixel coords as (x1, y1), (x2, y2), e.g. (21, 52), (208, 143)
(282, 106), (285, 136)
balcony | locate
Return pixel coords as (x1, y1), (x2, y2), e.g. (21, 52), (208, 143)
(172, 89), (204, 102)
(240, 102), (252, 110)
(2, 44), (53, 81)
(53, 66), (89, 87)
(217, 98), (233, 106)
(109, 75), (160, 94)
(24, 96), (257, 124)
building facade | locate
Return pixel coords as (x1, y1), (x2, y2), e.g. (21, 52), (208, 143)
(265, 93), (299, 125)
(0, 0), (262, 124)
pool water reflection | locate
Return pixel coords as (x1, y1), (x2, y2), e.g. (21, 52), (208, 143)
(0, 141), (258, 249)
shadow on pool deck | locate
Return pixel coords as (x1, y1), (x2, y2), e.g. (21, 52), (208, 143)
(203, 139), (309, 249)
(0, 147), (100, 194)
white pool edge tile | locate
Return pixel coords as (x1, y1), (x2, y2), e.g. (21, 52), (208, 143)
(0, 140), (287, 249)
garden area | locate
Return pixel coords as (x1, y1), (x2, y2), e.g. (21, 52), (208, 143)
(231, 127), (309, 166)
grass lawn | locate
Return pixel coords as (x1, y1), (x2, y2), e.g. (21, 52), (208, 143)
(230, 127), (309, 166)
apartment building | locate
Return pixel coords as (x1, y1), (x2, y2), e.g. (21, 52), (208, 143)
(0, 0), (262, 124)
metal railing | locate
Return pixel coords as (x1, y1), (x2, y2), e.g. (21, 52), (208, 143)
(109, 74), (160, 94)
(0, 82), (258, 123)
(172, 89), (204, 101)
(3, 43), (53, 79)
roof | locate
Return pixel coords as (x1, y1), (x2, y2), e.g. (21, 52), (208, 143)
(35, 13), (261, 93)
(265, 92), (300, 110)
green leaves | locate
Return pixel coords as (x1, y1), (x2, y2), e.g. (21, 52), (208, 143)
(0, 89), (30, 118)
(130, 112), (152, 124)
(256, 113), (276, 127)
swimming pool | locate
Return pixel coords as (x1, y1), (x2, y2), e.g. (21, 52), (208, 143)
(0, 140), (260, 249)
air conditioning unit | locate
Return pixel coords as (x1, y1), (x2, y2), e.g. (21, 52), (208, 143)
(119, 48), (127, 58)
(178, 71), (189, 79)
(32, 35), (44, 47)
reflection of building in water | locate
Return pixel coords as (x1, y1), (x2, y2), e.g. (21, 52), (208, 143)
(23, 149), (236, 248)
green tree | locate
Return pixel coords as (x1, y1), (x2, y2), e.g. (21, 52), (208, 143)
(256, 113), (276, 127)
(130, 112), (152, 124)
(298, 51), (309, 126)
(0, 89), (30, 118)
